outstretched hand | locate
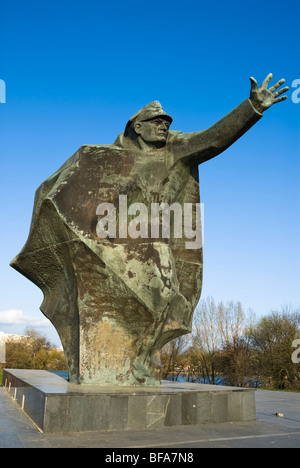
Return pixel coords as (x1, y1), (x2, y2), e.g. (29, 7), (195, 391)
(249, 73), (289, 113)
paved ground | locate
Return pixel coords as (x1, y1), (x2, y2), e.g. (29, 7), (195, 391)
(0, 387), (299, 449)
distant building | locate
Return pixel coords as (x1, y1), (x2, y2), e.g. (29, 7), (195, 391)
(0, 331), (29, 365)
(0, 331), (28, 343)
(0, 332), (6, 365)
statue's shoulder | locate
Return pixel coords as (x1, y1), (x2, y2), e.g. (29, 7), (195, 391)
(167, 130), (183, 145)
(39, 144), (124, 189)
(169, 130), (182, 136)
(78, 143), (125, 154)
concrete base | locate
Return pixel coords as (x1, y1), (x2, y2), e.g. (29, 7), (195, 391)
(2, 369), (256, 433)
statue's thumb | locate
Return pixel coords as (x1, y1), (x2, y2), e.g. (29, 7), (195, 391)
(249, 77), (258, 91)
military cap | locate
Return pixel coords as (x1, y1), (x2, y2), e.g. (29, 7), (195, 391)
(124, 101), (173, 136)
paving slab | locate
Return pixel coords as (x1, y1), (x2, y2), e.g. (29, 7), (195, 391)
(0, 388), (50, 448)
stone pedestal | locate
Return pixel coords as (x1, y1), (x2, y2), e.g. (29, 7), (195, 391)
(2, 369), (256, 433)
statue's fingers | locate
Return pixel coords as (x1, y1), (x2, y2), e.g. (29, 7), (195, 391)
(249, 76), (258, 91)
(262, 73), (273, 88)
(273, 95), (288, 104)
(273, 86), (289, 98)
(269, 78), (286, 93)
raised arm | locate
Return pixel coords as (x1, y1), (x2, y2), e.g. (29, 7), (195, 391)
(172, 74), (289, 166)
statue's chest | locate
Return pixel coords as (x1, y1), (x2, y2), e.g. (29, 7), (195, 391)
(133, 155), (168, 191)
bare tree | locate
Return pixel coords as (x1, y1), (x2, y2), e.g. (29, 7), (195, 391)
(219, 300), (245, 344)
(191, 297), (251, 385)
(160, 335), (190, 380)
(192, 297), (223, 384)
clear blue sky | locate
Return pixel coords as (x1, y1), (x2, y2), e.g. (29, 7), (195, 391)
(0, 0), (299, 346)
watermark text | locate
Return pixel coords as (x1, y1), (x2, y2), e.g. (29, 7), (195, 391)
(96, 195), (204, 250)
(0, 79), (6, 103)
(292, 339), (300, 364)
(291, 79), (300, 104)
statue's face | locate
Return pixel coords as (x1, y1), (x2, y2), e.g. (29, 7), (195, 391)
(134, 118), (171, 148)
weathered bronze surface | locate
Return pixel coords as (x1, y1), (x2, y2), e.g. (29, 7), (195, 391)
(11, 75), (288, 385)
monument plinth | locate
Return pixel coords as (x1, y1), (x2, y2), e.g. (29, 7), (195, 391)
(2, 369), (256, 433)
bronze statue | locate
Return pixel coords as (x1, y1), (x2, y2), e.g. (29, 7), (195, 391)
(11, 74), (288, 385)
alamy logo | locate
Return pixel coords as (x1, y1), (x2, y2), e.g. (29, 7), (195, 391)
(96, 195), (204, 250)
(291, 79), (300, 104)
(0, 79), (6, 103)
(292, 339), (300, 364)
